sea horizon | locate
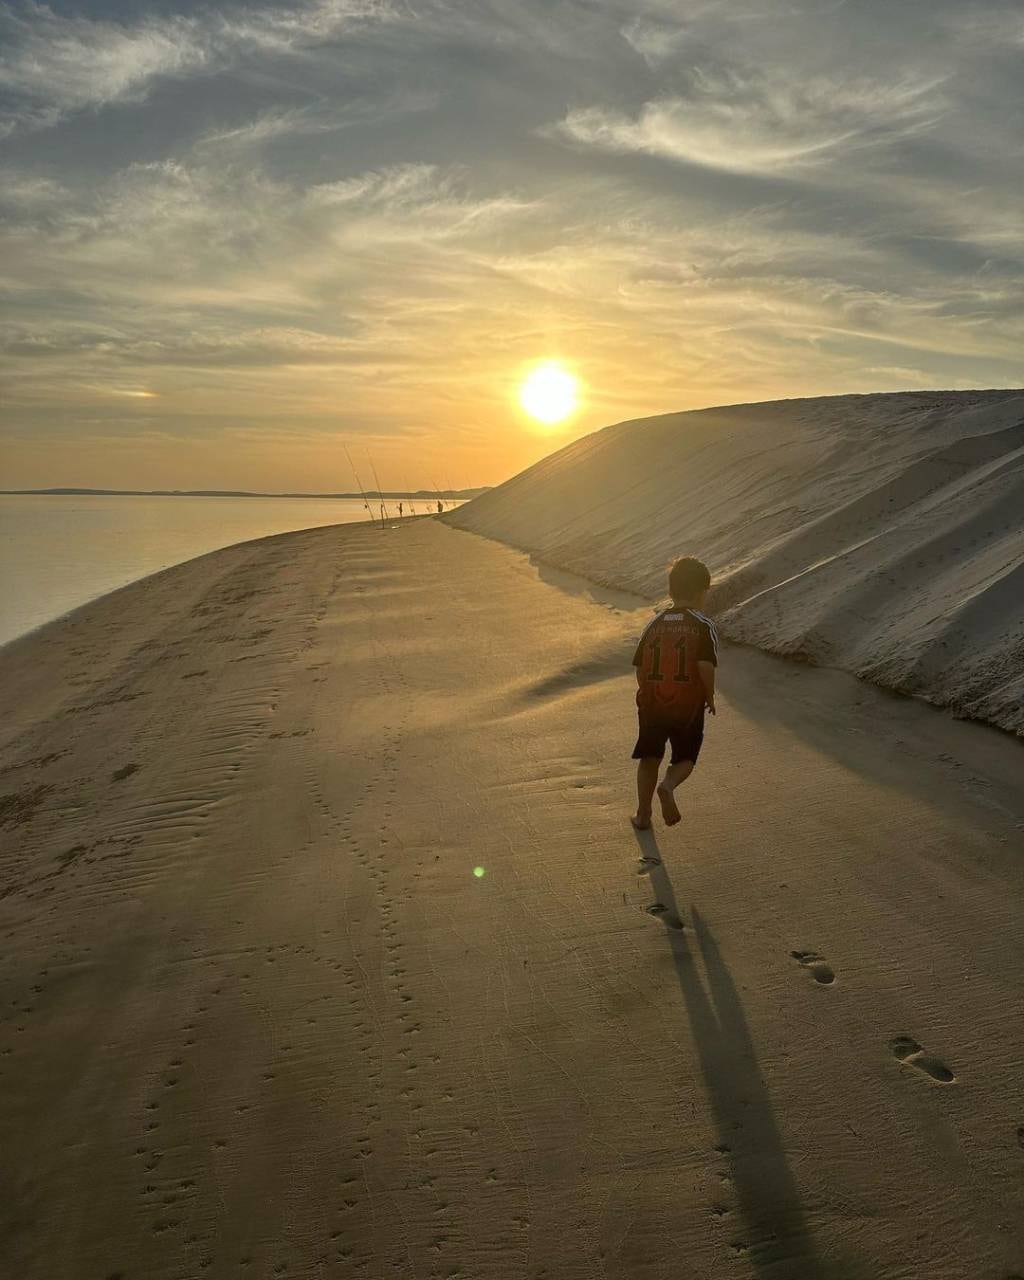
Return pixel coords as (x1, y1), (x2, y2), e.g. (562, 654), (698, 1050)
(1, 486), (489, 499)
(0, 492), (466, 648)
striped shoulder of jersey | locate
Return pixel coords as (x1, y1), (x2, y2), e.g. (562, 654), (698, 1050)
(689, 609), (719, 661)
(634, 606), (718, 650)
(634, 607), (670, 645)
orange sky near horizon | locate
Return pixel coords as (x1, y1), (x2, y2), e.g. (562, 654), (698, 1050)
(4, 339), (984, 493)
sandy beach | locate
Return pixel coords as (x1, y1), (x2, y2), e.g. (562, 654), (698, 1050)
(2, 515), (1023, 1280)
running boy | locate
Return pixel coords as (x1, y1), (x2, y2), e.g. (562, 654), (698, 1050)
(630, 557), (718, 830)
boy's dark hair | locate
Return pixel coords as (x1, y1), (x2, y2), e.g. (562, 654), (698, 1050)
(668, 556), (711, 601)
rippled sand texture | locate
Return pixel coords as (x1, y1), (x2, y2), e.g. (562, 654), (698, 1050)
(1, 517), (1023, 1279)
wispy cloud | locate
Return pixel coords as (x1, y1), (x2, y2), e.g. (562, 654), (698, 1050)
(942, 5), (1024, 48)
(619, 0), (793, 66)
(548, 68), (945, 176)
(0, 153), (543, 403)
(2, 0), (1023, 488)
(195, 90), (434, 149)
(0, 167), (66, 204)
(0, 4), (204, 118)
(0, 0), (398, 133)
(197, 107), (346, 147)
(620, 17), (691, 66)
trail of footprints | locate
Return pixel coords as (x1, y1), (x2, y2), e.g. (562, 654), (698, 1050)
(8, 536), (510, 1275)
(788, 948), (955, 1080)
(345, 653), (463, 1272)
(794, 949), (955, 1081)
(126, 922), (419, 1271)
(128, 942), (371, 1273)
(339, 580), (964, 1274)
(696, 940), (959, 1258)
(299, 588), (495, 1277)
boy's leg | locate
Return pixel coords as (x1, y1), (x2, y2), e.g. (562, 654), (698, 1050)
(656, 759), (695, 826)
(631, 757), (661, 830)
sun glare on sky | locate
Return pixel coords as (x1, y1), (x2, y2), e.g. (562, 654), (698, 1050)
(519, 362), (580, 426)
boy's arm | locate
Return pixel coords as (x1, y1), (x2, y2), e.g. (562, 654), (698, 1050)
(698, 661), (716, 714)
(696, 615), (718, 714)
(632, 634), (645, 684)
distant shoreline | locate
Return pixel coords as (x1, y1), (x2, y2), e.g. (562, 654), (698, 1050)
(2, 487), (489, 499)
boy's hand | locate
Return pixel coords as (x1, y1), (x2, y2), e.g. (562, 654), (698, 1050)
(697, 659), (716, 716)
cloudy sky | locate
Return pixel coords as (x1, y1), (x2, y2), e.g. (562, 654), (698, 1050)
(2, 0), (1023, 490)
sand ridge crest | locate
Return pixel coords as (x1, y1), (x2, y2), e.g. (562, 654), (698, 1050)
(446, 390), (1024, 734)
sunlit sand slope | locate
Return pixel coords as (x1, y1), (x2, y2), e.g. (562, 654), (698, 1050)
(447, 391), (1024, 733)
(1, 518), (1023, 1279)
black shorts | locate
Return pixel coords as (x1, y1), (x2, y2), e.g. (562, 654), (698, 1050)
(632, 712), (704, 765)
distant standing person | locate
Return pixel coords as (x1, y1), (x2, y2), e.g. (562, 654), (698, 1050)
(398, 501), (404, 517)
(437, 499), (443, 513)
(630, 557), (717, 830)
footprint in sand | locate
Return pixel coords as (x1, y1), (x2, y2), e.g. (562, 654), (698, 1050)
(890, 1036), (956, 1083)
(645, 903), (684, 930)
(790, 950), (835, 986)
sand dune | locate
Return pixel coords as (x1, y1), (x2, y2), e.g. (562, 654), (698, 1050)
(446, 390), (1024, 734)
(2, 517), (1023, 1278)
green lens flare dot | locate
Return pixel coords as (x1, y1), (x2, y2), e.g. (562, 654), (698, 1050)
(473, 866), (486, 878)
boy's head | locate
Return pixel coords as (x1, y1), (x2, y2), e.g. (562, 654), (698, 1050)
(668, 556), (711, 607)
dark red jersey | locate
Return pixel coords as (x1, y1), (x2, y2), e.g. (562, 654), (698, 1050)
(632, 607), (718, 720)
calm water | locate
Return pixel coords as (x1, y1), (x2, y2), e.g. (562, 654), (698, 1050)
(0, 494), (460, 646)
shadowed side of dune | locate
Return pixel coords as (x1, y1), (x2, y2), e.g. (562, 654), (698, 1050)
(446, 391), (1024, 734)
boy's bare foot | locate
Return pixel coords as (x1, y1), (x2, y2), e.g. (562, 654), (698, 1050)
(656, 784), (682, 826)
(630, 812), (652, 830)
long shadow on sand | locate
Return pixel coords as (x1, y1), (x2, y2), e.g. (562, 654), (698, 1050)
(529, 555), (645, 612)
(722, 646), (1024, 837)
(632, 828), (843, 1277)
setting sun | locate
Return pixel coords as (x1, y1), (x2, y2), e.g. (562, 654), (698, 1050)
(519, 362), (579, 425)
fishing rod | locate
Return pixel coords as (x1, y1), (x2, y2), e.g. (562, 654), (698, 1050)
(343, 443), (378, 527)
(366, 451), (389, 523)
(401, 473), (416, 516)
